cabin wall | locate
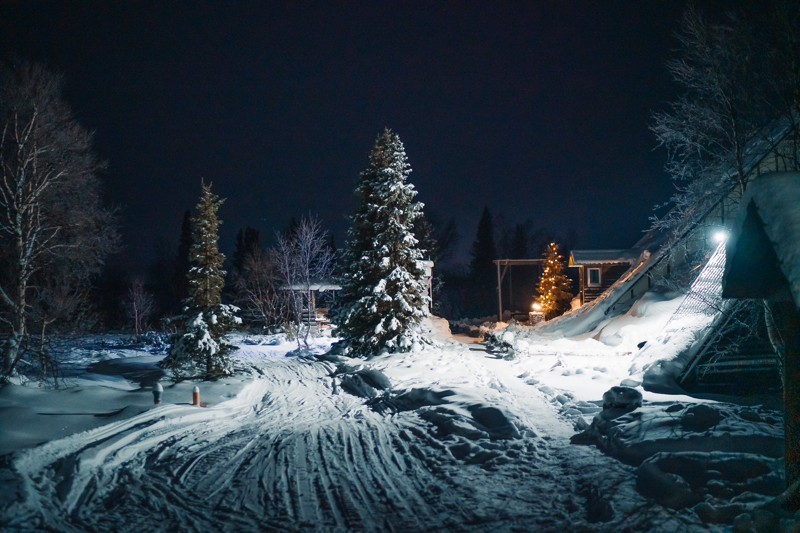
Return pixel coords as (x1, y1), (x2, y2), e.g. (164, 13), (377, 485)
(582, 264), (630, 304)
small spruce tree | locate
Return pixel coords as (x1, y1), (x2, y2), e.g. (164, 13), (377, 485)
(335, 128), (429, 357)
(536, 242), (573, 320)
(162, 182), (240, 380)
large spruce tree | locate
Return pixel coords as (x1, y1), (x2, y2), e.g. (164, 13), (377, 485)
(335, 129), (429, 357)
(162, 183), (240, 380)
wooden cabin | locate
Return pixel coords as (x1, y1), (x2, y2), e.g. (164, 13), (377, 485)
(568, 250), (638, 306)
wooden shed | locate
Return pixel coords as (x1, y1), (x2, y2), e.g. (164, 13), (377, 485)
(284, 282), (342, 331)
(568, 249), (639, 306)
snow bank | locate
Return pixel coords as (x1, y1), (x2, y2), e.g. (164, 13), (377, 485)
(571, 397), (789, 526)
(0, 333), (296, 456)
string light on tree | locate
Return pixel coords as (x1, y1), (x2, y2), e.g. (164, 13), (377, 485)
(535, 242), (573, 320)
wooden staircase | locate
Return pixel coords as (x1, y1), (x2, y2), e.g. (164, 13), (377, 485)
(653, 242), (781, 394)
(679, 300), (781, 394)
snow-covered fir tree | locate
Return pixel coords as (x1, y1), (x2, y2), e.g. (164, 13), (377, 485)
(161, 183), (240, 380)
(536, 242), (573, 320)
(335, 129), (430, 357)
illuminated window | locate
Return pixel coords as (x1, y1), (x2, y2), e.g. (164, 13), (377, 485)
(587, 268), (601, 287)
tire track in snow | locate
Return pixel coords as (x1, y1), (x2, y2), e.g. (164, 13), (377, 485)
(1, 358), (453, 532)
(1, 344), (642, 532)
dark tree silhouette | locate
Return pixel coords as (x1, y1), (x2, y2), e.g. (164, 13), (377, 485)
(468, 206), (497, 316)
(173, 209), (193, 309)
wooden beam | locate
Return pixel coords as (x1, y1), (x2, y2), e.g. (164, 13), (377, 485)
(493, 259), (546, 322)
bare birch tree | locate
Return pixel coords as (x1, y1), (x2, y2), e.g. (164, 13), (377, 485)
(651, 3), (800, 239)
(0, 63), (117, 380)
(233, 249), (287, 331)
(650, 6), (769, 237)
(271, 215), (335, 348)
(125, 278), (155, 336)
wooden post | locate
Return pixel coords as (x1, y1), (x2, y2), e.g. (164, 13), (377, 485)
(192, 385), (200, 406)
(496, 261), (503, 322)
(766, 298), (800, 496)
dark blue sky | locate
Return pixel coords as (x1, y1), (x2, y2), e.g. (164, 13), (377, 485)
(2, 1), (696, 272)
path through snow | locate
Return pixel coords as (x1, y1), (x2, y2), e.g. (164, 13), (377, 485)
(1, 338), (714, 532)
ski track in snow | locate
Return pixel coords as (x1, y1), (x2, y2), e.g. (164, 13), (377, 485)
(0, 346), (696, 532)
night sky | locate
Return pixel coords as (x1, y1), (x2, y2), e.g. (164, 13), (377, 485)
(2, 1), (694, 273)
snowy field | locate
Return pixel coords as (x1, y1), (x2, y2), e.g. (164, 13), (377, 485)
(0, 307), (796, 531)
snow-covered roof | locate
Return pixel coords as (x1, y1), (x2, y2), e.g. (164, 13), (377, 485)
(725, 172), (800, 308)
(283, 282), (342, 291)
(569, 249), (639, 266)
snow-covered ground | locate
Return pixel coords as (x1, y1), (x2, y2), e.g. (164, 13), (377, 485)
(0, 304), (796, 531)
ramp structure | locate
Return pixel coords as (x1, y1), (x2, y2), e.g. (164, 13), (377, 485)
(646, 242), (781, 394)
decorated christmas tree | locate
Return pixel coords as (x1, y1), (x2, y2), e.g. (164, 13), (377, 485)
(335, 129), (429, 357)
(536, 242), (573, 320)
(161, 182), (240, 380)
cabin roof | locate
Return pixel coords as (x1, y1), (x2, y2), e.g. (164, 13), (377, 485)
(724, 172), (800, 308)
(283, 283), (342, 291)
(569, 249), (639, 267)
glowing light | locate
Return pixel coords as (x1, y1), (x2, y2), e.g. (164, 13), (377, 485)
(712, 229), (729, 243)
(531, 302), (542, 311)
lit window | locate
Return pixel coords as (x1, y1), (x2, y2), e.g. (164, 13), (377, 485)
(587, 268), (601, 287)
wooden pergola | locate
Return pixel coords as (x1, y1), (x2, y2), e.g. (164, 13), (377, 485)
(493, 259), (546, 322)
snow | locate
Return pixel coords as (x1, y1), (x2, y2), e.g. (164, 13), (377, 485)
(0, 310), (797, 531)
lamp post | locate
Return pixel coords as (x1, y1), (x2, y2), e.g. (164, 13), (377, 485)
(152, 382), (163, 404)
(529, 302), (545, 325)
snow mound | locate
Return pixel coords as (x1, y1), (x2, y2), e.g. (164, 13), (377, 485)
(337, 365), (393, 399)
(419, 315), (453, 342)
(637, 451), (782, 512)
(368, 387), (520, 440)
(573, 401), (783, 466)
(572, 393), (788, 525)
(504, 289), (683, 357)
(419, 403), (521, 441)
(602, 386), (642, 410)
(368, 387), (454, 413)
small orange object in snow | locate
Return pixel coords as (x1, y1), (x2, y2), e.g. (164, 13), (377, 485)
(192, 386), (200, 406)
